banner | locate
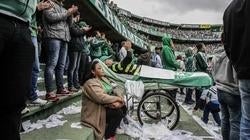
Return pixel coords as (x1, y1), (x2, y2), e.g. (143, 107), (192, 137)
(181, 24), (200, 28)
(200, 24), (211, 29)
(88, 0), (147, 49)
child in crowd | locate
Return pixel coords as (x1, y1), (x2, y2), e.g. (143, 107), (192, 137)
(193, 86), (221, 126)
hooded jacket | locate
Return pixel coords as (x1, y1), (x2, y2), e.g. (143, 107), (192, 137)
(212, 47), (239, 96)
(161, 35), (180, 71)
(223, 0), (250, 79)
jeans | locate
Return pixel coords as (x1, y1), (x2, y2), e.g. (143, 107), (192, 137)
(239, 80), (250, 140)
(29, 37), (40, 101)
(218, 89), (241, 140)
(185, 88), (193, 102)
(79, 53), (91, 85)
(64, 55), (69, 75)
(44, 39), (68, 92)
(0, 15), (34, 140)
(68, 51), (81, 88)
(202, 102), (221, 126)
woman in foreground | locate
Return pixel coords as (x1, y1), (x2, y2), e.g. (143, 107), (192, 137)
(81, 60), (126, 140)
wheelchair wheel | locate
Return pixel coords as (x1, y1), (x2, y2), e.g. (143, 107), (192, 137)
(137, 92), (180, 130)
(142, 90), (175, 119)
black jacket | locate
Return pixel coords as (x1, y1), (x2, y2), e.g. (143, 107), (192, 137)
(68, 22), (85, 52)
(194, 52), (208, 72)
(223, 0), (250, 79)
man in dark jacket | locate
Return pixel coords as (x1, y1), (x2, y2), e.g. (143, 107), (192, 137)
(194, 43), (208, 73)
(223, 0), (250, 139)
(68, 12), (91, 92)
(184, 47), (195, 104)
(193, 43), (208, 105)
(43, 0), (78, 101)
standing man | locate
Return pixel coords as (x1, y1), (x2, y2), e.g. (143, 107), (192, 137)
(184, 47), (195, 104)
(193, 43), (208, 106)
(43, 0), (78, 101)
(68, 12), (91, 92)
(194, 43), (208, 73)
(212, 46), (241, 140)
(28, 1), (53, 106)
(223, 0), (250, 139)
(0, 0), (44, 139)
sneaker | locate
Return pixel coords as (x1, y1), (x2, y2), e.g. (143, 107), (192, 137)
(21, 107), (30, 114)
(68, 87), (79, 92)
(56, 88), (70, 95)
(45, 92), (59, 102)
(30, 98), (48, 106)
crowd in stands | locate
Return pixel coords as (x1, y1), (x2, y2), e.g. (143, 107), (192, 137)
(103, 0), (119, 13)
(120, 16), (221, 40)
(148, 40), (221, 54)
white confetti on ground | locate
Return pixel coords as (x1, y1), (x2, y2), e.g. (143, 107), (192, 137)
(120, 115), (201, 140)
(70, 122), (82, 129)
(21, 103), (81, 134)
(22, 114), (67, 133)
(36, 90), (46, 97)
(57, 105), (81, 115)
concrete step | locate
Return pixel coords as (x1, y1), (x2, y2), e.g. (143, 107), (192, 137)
(21, 112), (132, 140)
(22, 91), (82, 122)
(21, 113), (95, 140)
(37, 76), (67, 91)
